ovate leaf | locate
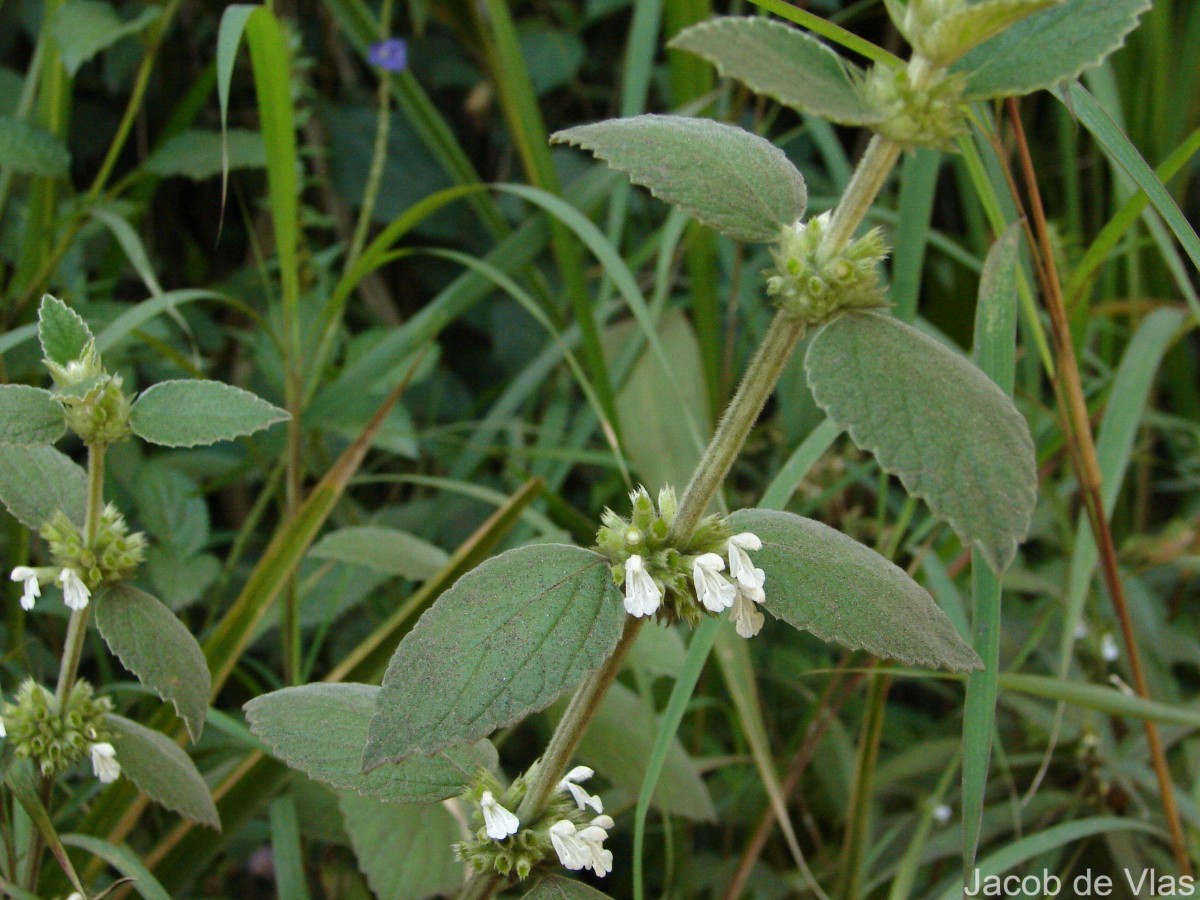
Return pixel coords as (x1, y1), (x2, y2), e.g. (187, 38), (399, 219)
(0, 118), (70, 177)
(39, 295), (93, 366)
(954, 0), (1150, 100)
(523, 876), (614, 899)
(670, 17), (879, 125)
(727, 509), (981, 671)
(805, 311), (1036, 572)
(310, 526), (450, 582)
(245, 683), (496, 803)
(363, 544), (625, 767)
(572, 681), (717, 821)
(912, 0), (1061, 66)
(51, 0), (161, 76)
(129, 380), (289, 447)
(337, 794), (462, 900)
(145, 129), (266, 181)
(0, 444), (87, 529)
(105, 714), (220, 829)
(94, 585), (211, 741)
(0, 385), (65, 444)
(552, 115), (806, 242)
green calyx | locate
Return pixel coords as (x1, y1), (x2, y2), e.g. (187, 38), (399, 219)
(596, 486), (732, 626)
(1, 679), (113, 777)
(766, 213), (890, 325)
(44, 337), (132, 446)
(41, 504), (147, 591)
(860, 64), (968, 151)
(453, 764), (594, 881)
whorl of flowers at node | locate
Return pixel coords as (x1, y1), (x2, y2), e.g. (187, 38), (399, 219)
(859, 64), (968, 152)
(39, 505), (146, 594)
(0, 679), (116, 780)
(596, 486), (768, 638)
(765, 212), (889, 325)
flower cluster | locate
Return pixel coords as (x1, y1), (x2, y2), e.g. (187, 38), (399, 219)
(45, 337), (132, 446)
(455, 764), (614, 880)
(765, 212), (889, 325)
(596, 486), (768, 637)
(0, 679), (119, 782)
(39, 505), (146, 594)
(859, 64), (968, 152)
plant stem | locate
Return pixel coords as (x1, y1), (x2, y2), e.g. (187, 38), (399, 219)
(1006, 97), (1192, 876)
(55, 442), (105, 704)
(825, 135), (901, 252)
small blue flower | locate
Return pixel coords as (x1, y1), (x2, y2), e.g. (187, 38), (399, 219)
(368, 38), (408, 73)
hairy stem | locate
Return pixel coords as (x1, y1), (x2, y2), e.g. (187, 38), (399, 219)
(55, 442), (105, 704)
(825, 135), (901, 252)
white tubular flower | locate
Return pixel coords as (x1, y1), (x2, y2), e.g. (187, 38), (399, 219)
(90, 742), (120, 783)
(549, 820), (591, 870)
(59, 569), (90, 611)
(0, 716), (6, 738)
(932, 803), (952, 825)
(549, 817), (614, 876)
(692, 553), (736, 612)
(479, 790), (520, 840)
(623, 555), (661, 618)
(558, 765), (603, 813)
(577, 815), (615, 876)
(1101, 633), (1120, 663)
(727, 533), (765, 592)
(10, 567), (41, 611)
(730, 588), (765, 639)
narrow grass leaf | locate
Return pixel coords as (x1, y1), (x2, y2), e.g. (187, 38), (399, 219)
(1057, 81), (1200, 282)
(61, 834), (171, 900)
(269, 795), (311, 900)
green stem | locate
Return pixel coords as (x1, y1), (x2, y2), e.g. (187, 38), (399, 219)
(825, 135), (901, 252)
(55, 442), (105, 705)
(345, 0), (394, 270)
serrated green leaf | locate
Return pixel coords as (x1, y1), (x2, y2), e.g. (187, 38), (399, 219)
(94, 584), (211, 741)
(244, 683), (496, 803)
(805, 311), (1036, 572)
(144, 128), (266, 181)
(51, 0), (161, 75)
(129, 379), (289, 447)
(523, 876), (614, 899)
(0, 444), (87, 529)
(954, 0), (1151, 100)
(669, 17), (879, 125)
(363, 544), (625, 768)
(0, 117), (70, 177)
(38, 295), (93, 366)
(105, 714), (220, 829)
(572, 680), (717, 821)
(310, 526), (450, 581)
(915, 0), (1061, 65)
(727, 509), (981, 671)
(337, 794), (462, 900)
(552, 114), (806, 242)
(0, 385), (65, 444)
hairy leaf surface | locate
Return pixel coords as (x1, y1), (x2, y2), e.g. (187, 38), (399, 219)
(105, 715), (219, 829)
(0, 385), (65, 445)
(130, 380), (289, 447)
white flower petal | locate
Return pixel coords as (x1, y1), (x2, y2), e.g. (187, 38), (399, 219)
(59, 569), (90, 611)
(1101, 634), (1120, 663)
(730, 590), (765, 639)
(693, 553), (736, 612)
(0, 717), (7, 738)
(564, 781), (604, 814)
(728, 535), (765, 592)
(90, 742), (120, 783)
(11, 567), (41, 611)
(623, 555), (661, 618)
(480, 790), (520, 840)
(549, 820), (592, 870)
